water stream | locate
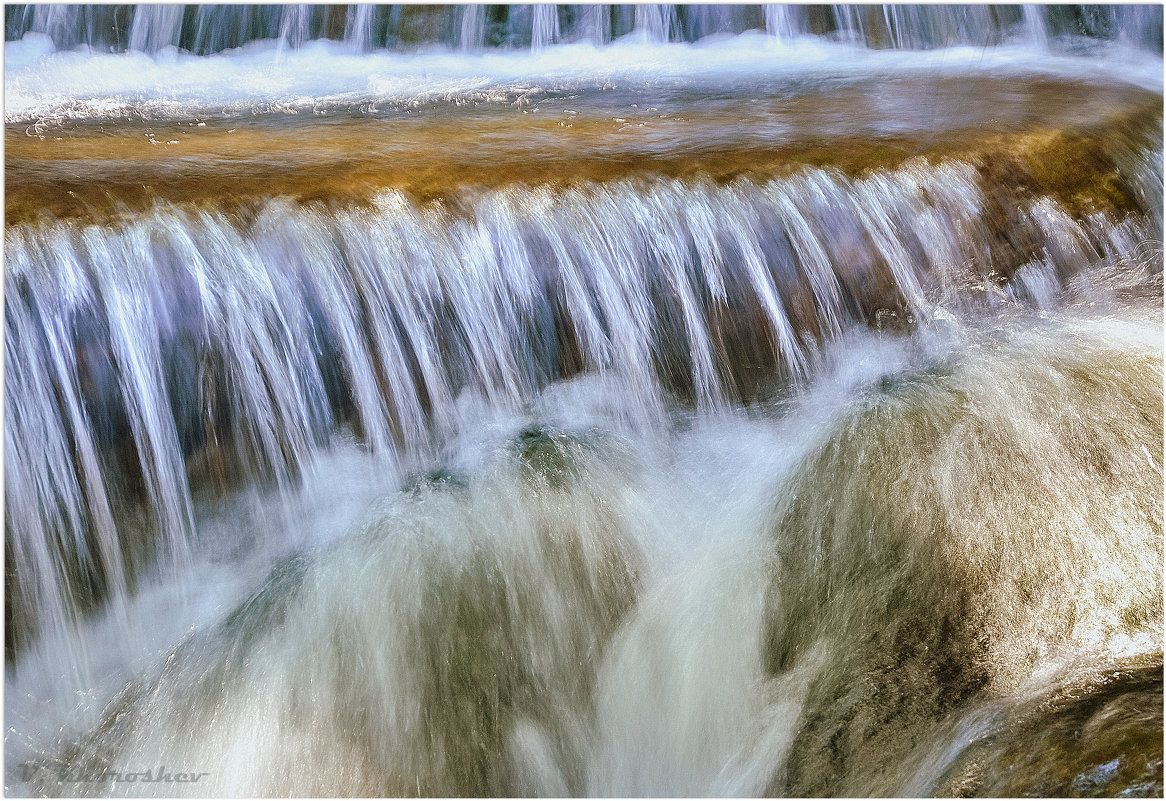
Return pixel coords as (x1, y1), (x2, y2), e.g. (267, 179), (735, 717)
(4, 5), (1163, 797)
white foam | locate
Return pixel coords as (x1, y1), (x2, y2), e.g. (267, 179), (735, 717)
(5, 31), (1162, 124)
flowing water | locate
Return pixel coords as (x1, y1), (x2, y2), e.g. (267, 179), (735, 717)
(4, 5), (1164, 797)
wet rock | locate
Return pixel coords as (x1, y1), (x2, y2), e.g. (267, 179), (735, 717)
(761, 321), (1163, 797)
(933, 662), (1164, 798)
(403, 466), (468, 494)
(512, 425), (595, 490)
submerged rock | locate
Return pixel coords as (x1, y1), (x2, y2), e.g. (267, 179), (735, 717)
(934, 661), (1164, 798)
(47, 434), (644, 797)
(761, 315), (1164, 797)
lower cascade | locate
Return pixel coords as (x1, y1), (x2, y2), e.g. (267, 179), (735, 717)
(4, 4), (1164, 798)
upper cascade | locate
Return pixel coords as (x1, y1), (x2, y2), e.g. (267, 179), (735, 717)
(4, 4), (1163, 56)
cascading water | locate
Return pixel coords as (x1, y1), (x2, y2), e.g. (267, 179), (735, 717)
(4, 4), (1164, 798)
(5, 3), (1166, 54)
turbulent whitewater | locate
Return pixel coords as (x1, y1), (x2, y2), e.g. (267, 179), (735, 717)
(4, 4), (1164, 798)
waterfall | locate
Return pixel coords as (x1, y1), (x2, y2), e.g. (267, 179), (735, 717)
(5, 4), (1163, 54)
(531, 4), (559, 50)
(1023, 4), (1049, 50)
(677, 4), (747, 40)
(831, 4), (865, 44)
(4, 4), (1163, 797)
(1113, 4), (1166, 52)
(574, 4), (611, 45)
(6, 153), (1161, 665)
(764, 4), (799, 42)
(343, 3), (375, 52)
(126, 4), (182, 53)
(633, 4), (677, 42)
(457, 3), (485, 51)
(277, 4), (313, 52)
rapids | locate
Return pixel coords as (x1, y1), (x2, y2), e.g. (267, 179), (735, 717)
(4, 4), (1163, 798)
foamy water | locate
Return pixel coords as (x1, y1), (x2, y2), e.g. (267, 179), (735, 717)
(6, 32), (1164, 123)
